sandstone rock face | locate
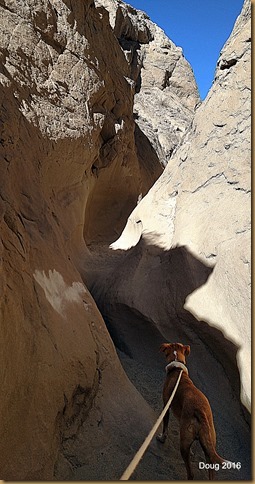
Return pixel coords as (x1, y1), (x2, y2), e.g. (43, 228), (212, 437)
(110, 0), (251, 413)
(0, 0), (251, 480)
(0, 0), (161, 479)
(96, 0), (200, 166)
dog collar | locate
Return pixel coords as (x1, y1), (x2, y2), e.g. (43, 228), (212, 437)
(165, 361), (189, 375)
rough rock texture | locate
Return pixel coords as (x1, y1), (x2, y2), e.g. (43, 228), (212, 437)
(0, 0), (163, 479)
(85, 0), (251, 478)
(0, 0), (251, 481)
(96, 0), (200, 166)
(109, 0), (251, 413)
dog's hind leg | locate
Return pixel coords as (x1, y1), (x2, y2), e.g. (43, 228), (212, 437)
(156, 409), (170, 443)
(180, 425), (196, 480)
(180, 442), (194, 480)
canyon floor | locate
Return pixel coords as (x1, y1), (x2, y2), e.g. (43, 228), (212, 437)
(73, 245), (251, 481)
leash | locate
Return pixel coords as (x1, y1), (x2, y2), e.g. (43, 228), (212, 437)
(120, 369), (183, 480)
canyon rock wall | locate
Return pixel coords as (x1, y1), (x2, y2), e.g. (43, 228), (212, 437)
(96, 0), (200, 166)
(109, 0), (251, 411)
(0, 0), (166, 479)
(0, 0), (251, 480)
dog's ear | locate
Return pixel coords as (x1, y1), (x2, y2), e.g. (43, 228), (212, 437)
(160, 343), (171, 353)
(184, 345), (191, 356)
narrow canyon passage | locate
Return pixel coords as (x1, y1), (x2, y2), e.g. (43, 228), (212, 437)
(0, 0), (250, 480)
(80, 245), (251, 481)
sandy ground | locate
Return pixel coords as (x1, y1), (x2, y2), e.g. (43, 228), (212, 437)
(76, 246), (251, 481)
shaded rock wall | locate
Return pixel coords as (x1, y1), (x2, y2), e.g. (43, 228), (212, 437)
(0, 0), (165, 479)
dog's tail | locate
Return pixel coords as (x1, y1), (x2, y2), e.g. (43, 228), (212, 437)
(205, 447), (226, 465)
(199, 432), (226, 464)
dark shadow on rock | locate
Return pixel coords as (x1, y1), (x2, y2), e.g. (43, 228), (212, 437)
(118, 39), (143, 93)
(134, 122), (164, 174)
(83, 237), (251, 480)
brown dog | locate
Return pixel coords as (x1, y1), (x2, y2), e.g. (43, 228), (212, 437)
(157, 342), (227, 480)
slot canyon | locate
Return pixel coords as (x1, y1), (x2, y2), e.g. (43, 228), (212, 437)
(0, 0), (251, 480)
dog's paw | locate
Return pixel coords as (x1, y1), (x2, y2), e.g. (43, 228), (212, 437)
(156, 433), (167, 443)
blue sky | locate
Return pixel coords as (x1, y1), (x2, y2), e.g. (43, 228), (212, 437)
(127, 0), (244, 99)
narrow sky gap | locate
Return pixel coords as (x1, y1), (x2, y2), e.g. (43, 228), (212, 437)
(126, 0), (244, 99)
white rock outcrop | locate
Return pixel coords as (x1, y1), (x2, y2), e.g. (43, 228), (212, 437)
(96, 0), (200, 166)
(110, 0), (251, 410)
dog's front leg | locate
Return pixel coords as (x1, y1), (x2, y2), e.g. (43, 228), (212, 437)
(156, 409), (169, 443)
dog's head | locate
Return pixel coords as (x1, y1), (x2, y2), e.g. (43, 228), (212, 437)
(160, 342), (190, 364)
